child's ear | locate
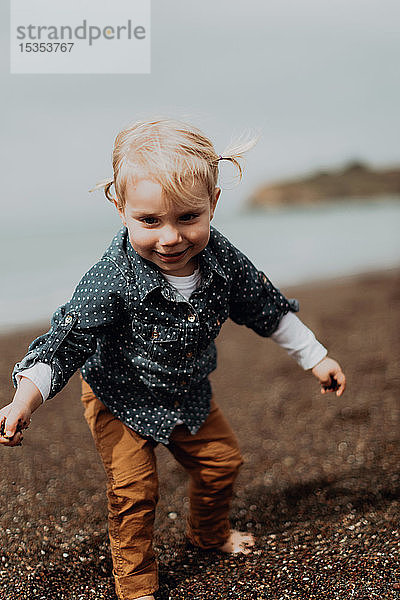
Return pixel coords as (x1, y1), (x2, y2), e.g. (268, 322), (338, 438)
(210, 188), (221, 220)
(113, 199), (126, 226)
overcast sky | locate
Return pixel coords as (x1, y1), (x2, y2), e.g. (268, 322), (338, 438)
(1, 0), (399, 229)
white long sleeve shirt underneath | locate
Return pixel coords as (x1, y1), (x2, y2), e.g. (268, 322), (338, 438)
(15, 267), (327, 402)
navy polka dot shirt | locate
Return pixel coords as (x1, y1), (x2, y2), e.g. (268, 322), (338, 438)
(13, 226), (298, 443)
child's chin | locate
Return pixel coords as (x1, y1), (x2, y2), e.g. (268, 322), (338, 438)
(161, 258), (197, 276)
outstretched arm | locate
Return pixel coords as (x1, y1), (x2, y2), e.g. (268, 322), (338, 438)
(12, 258), (127, 401)
(270, 312), (346, 396)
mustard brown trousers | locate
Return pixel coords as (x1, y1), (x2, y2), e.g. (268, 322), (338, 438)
(80, 377), (244, 600)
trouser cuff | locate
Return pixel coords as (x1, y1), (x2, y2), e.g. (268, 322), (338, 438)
(114, 560), (158, 599)
(186, 518), (231, 550)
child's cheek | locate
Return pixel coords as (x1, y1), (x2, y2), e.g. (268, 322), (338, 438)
(191, 221), (208, 240)
(132, 227), (157, 252)
(193, 222), (211, 247)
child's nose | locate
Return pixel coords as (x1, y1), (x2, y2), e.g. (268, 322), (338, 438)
(159, 225), (182, 246)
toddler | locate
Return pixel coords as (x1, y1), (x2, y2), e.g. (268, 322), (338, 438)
(0, 119), (346, 600)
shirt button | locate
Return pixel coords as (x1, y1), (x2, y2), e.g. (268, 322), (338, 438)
(174, 400), (180, 408)
(187, 314), (196, 322)
(151, 330), (159, 339)
(180, 380), (187, 386)
(65, 315), (73, 325)
(216, 319), (221, 326)
(186, 351), (193, 358)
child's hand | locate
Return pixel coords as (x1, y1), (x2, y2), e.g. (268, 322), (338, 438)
(311, 356), (346, 397)
(0, 401), (30, 447)
(0, 377), (42, 447)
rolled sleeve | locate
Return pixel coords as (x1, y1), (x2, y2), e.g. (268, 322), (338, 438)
(14, 362), (52, 402)
(12, 307), (97, 399)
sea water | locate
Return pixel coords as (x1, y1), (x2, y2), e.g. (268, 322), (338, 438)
(1, 197), (399, 332)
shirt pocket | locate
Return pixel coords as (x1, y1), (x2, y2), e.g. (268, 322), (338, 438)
(133, 321), (183, 394)
(198, 315), (224, 352)
(135, 322), (180, 344)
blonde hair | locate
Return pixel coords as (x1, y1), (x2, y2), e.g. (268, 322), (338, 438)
(91, 119), (256, 210)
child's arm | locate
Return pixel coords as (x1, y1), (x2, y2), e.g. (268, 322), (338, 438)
(270, 312), (346, 396)
(220, 234), (346, 396)
(11, 257), (127, 402)
(0, 377), (42, 447)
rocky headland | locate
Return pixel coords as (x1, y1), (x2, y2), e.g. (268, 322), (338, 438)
(250, 161), (400, 208)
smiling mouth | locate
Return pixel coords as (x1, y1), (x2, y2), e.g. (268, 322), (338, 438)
(155, 248), (191, 261)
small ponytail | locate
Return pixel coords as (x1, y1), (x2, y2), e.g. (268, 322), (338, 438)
(89, 177), (115, 203)
(218, 136), (258, 180)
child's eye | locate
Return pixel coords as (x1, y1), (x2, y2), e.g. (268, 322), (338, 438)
(141, 217), (158, 225)
(179, 213), (199, 222)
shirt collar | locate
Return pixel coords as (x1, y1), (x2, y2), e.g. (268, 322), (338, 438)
(125, 234), (166, 301)
(198, 242), (227, 285)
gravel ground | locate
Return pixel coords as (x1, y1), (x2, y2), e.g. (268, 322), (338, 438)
(0, 270), (399, 600)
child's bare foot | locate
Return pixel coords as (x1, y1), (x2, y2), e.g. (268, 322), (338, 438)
(217, 530), (255, 555)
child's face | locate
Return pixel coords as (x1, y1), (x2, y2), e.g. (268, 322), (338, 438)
(115, 178), (220, 276)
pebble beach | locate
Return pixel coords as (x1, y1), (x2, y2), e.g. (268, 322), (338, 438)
(0, 269), (399, 600)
